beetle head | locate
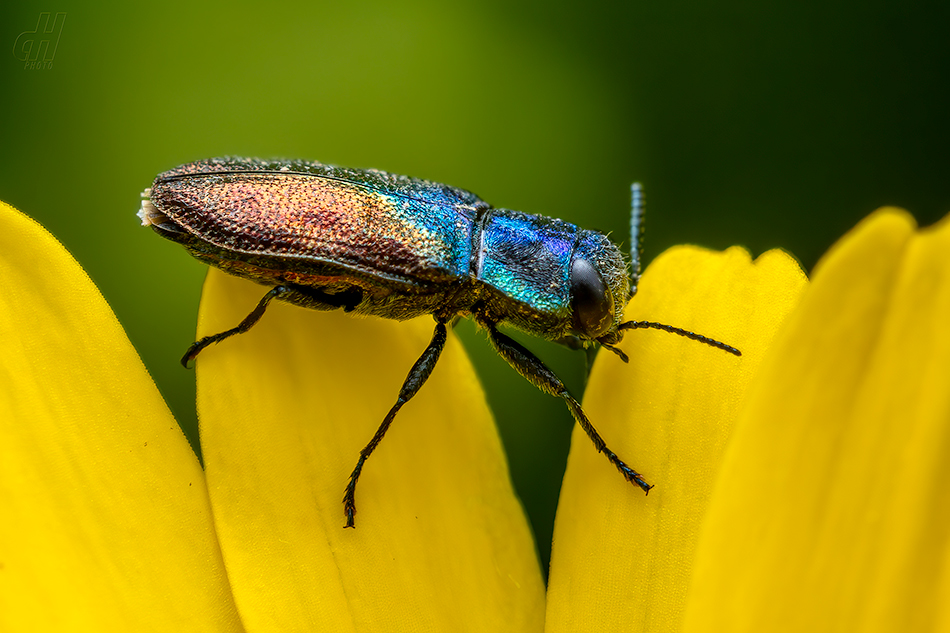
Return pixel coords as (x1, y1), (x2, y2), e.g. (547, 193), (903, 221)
(569, 230), (630, 342)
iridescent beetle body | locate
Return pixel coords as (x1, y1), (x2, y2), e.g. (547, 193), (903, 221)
(139, 157), (739, 527)
(141, 157), (629, 343)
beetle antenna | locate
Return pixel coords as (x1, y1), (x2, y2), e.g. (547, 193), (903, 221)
(629, 183), (644, 299)
(618, 320), (742, 356)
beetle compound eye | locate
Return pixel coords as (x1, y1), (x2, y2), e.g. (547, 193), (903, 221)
(570, 258), (614, 338)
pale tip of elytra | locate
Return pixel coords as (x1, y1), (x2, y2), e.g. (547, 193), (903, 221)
(137, 190), (164, 227)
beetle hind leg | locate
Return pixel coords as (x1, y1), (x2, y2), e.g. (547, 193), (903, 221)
(181, 284), (366, 368)
(181, 285), (292, 367)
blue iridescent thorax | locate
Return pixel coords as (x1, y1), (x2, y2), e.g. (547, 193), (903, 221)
(473, 209), (629, 340)
(477, 210), (577, 316)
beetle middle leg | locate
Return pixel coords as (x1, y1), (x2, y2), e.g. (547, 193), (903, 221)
(482, 320), (653, 494)
(343, 319), (448, 528)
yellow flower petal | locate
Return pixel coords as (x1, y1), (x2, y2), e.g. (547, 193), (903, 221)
(195, 270), (545, 630)
(683, 209), (950, 631)
(0, 202), (239, 630)
(547, 245), (808, 632)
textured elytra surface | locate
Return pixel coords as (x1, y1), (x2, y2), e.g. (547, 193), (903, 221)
(150, 158), (481, 285)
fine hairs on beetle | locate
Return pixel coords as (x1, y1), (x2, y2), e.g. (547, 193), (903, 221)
(138, 157), (740, 528)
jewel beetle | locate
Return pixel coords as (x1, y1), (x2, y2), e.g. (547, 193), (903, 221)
(138, 157), (740, 528)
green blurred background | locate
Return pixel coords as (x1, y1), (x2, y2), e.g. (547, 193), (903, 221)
(3, 1), (948, 575)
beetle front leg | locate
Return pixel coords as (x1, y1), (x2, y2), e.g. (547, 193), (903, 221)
(483, 321), (653, 494)
(343, 319), (448, 528)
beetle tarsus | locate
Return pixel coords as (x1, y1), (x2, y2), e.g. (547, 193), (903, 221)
(181, 337), (216, 368)
(343, 472), (360, 528)
(606, 449), (653, 493)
